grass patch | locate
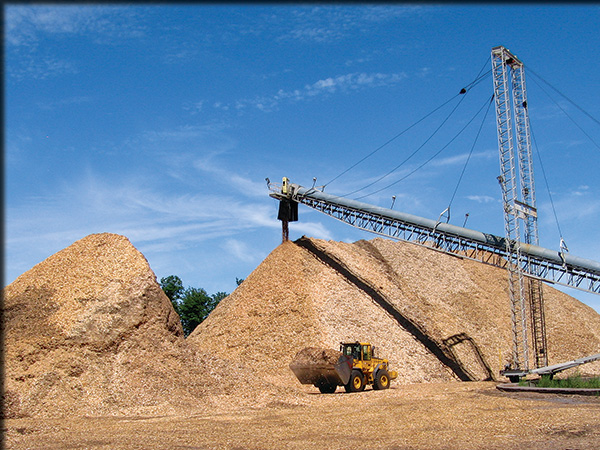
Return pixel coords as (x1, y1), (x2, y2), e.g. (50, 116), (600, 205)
(520, 375), (600, 388)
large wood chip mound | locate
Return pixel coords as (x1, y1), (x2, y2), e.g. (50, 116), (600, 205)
(189, 236), (600, 388)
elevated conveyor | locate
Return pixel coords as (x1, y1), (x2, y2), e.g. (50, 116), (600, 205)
(269, 181), (600, 295)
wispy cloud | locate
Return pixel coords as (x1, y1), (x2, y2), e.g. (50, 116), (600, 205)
(214, 72), (407, 113)
(5, 134), (33, 166)
(274, 6), (424, 43)
(193, 156), (272, 199)
(536, 186), (600, 264)
(466, 195), (497, 204)
(6, 5), (145, 47)
(283, 24), (340, 43)
(223, 239), (257, 263)
(431, 150), (496, 168)
(289, 221), (334, 240)
(36, 95), (93, 110)
(110, 123), (270, 206)
(542, 187), (600, 222)
(140, 124), (234, 146)
(5, 5), (146, 80)
(117, 124), (237, 171)
(7, 56), (79, 80)
(4, 169), (281, 276)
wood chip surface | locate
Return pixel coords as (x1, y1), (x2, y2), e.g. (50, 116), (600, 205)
(3, 232), (600, 421)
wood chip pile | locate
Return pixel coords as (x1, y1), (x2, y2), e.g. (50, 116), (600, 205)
(4, 232), (600, 419)
(2, 233), (295, 419)
(291, 347), (344, 367)
(189, 240), (329, 387)
(189, 236), (600, 388)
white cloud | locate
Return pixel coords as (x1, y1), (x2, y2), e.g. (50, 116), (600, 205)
(544, 189), (600, 222)
(215, 72), (407, 113)
(466, 195), (497, 204)
(274, 6), (424, 44)
(8, 56), (79, 80)
(289, 221), (333, 240)
(6, 5), (145, 47)
(223, 239), (256, 263)
(286, 26), (338, 43)
(141, 124), (232, 144)
(572, 185), (590, 196)
(193, 157), (273, 199)
(429, 150), (496, 168)
(417, 67), (431, 78)
(306, 72), (407, 95)
(5, 5), (146, 80)
(4, 168), (283, 282)
(183, 101), (204, 115)
(36, 95), (93, 110)
(345, 56), (372, 67)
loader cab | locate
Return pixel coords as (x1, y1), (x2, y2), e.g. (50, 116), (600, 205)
(340, 342), (372, 361)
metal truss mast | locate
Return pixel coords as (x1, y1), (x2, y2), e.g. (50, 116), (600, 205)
(492, 46), (547, 372)
(268, 47), (599, 377)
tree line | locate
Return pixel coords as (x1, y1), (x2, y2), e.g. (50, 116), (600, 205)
(160, 275), (243, 336)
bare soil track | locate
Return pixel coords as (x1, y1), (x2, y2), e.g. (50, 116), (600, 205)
(5, 382), (600, 450)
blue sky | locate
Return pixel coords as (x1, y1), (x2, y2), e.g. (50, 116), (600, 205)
(5, 5), (600, 312)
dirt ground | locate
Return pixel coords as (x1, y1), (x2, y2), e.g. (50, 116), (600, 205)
(4, 381), (600, 450)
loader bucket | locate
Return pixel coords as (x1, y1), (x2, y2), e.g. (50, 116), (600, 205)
(289, 347), (353, 387)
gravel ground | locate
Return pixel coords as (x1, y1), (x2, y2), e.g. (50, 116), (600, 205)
(5, 382), (600, 450)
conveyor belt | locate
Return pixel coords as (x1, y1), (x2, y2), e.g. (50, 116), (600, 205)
(270, 184), (600, 294)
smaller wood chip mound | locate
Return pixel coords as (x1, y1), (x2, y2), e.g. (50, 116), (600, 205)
(2, 233), (300, 419)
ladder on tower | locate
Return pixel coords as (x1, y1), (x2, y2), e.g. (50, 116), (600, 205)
(492, 46), (548, 373)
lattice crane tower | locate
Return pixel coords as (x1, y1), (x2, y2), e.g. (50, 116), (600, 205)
(491, 46), (548, 373)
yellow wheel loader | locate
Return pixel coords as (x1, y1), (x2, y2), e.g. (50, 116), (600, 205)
(289, 342), (398, 393)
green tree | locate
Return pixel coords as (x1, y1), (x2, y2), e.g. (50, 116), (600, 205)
(160, 275), (184, 313)
(160, 276), (227, 336)
(179, 287), (219, 336)
(212, 291), (228, 303)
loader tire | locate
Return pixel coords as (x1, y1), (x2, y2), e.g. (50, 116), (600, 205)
(317, 383), (337, 394)
(374, 369), (390, 390)
(344, 370), (365, 393)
